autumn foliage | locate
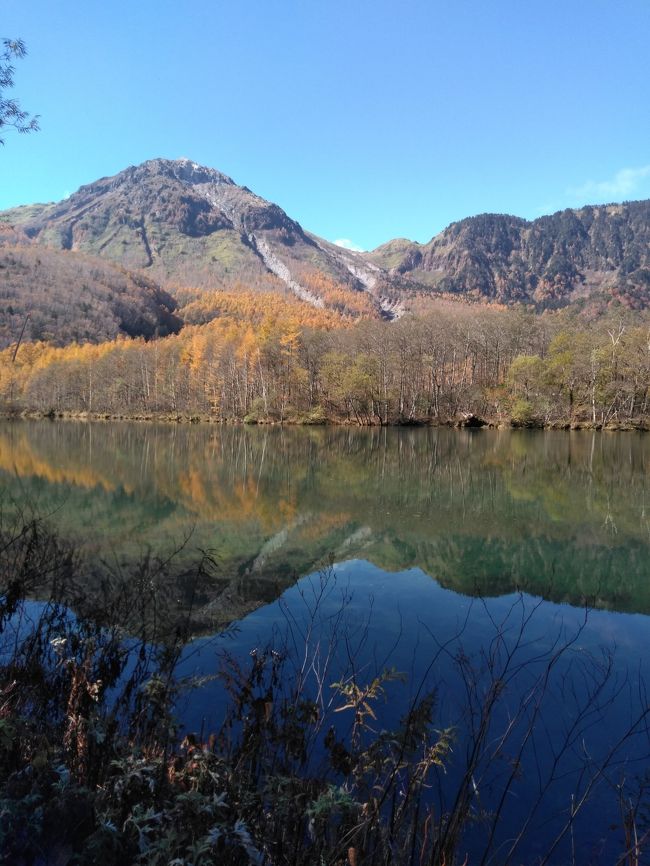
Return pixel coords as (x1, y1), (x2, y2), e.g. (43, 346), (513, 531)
(2, 287), (650, 427)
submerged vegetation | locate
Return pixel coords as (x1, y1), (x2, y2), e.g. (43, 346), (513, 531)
(1, 513), (649, 864)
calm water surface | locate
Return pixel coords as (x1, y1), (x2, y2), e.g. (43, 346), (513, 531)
(1, 421), (649, 611)
(1, 421), (649, 863)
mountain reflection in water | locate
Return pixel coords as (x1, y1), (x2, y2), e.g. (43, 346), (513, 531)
(1, 421), (649, 616)
(3, 421), (650, 863)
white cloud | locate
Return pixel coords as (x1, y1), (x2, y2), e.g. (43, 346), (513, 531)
(567, 165), (650, 203)
(333, 238), (365, 252)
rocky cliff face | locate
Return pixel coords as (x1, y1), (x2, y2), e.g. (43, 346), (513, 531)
(367, 202), (650, 308)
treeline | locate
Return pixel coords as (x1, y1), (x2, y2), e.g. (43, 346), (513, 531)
(2, 293), (650, 426)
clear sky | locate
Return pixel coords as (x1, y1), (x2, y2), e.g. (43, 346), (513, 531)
(2, 0), (650, 250)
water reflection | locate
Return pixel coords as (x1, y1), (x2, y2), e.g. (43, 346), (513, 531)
(0, 421), (649, 613)
(3, 421), (649, 862)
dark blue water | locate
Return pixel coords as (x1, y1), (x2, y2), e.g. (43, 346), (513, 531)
(177, 561), (650, 865)
(3, 422), (650, 863)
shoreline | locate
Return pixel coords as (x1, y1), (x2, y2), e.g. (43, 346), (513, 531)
(0, 409), (648, 432)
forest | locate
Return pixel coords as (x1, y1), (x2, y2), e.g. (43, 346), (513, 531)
(2, 288), (650, 428)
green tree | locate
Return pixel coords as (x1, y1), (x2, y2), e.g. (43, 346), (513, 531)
(506, 354), (547, 423)
(1, 38), (39, 144)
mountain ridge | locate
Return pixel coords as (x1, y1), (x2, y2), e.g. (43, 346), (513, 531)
(2, 157), (650, 313)
(1, 158), (402, 318)
(368, 200), (650, 308)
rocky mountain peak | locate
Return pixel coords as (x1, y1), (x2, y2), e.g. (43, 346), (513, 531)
(66, 157), (236, 205)
(0, 158), (392, 312)
(133, 157), (236, 188)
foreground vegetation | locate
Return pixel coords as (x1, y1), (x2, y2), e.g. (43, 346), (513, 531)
(2, 295), (650, 428)
(1, 514), (650, 864)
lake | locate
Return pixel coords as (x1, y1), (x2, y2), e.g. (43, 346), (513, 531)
(1, 421), (649, 863)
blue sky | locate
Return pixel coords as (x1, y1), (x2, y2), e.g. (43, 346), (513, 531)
(2, 0), (650, 250)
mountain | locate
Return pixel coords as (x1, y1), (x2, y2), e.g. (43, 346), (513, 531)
(2, 158), (650, 319)
(1, 158), (402, 318)
(0, 236), (180, 349)
(367, 202), (650, 309)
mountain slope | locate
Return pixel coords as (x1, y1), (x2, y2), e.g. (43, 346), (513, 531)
(367, 202), (650, 308)
(1, 158), (398, 316)
(0, 243), (180, 349)
(2, 158), (650, 315)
